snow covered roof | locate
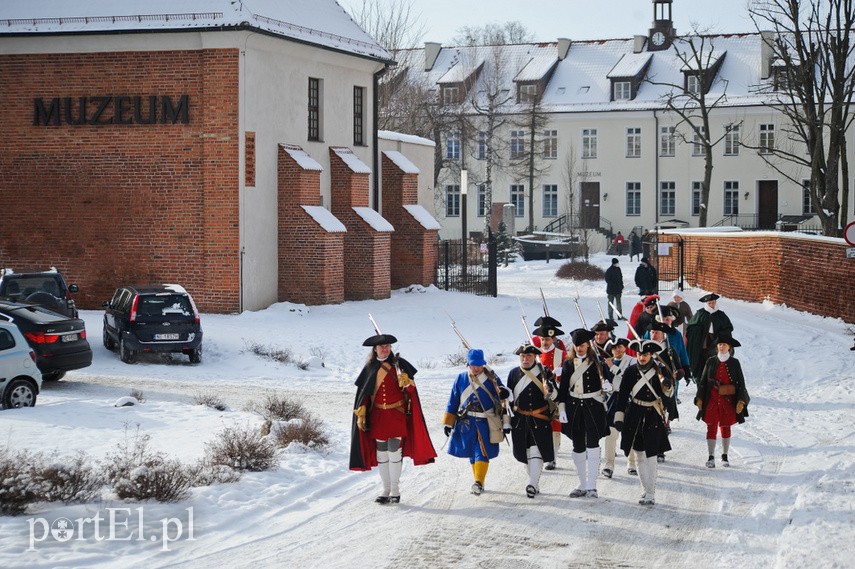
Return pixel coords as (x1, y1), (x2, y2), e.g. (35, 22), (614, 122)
(514, 53), (558, 82)
(330, 147), (371, 174)
(353, 207), (393, 232)
(398, 33), (777, 112)
(382, 151), (419, 174)
(378, 130), (435, 147)
(403, 204), (441, 230)
(301, 206), (346, 233)
(281, 144), (323, 172)
(679, 50), (727, 72)
(0, 0), (392, 62)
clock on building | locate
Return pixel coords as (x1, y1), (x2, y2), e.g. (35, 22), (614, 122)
(652, 31), (666, 46)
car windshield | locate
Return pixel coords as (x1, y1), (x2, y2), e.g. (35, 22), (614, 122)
(1, 276), (63, 298)
(138, 295), (193, 317)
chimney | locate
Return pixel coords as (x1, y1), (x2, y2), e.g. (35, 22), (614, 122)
(557, 37), (571, 60)
(760, 30), (775, 79)
(424, 42), (442, 71)
(633, 35), (647, 54)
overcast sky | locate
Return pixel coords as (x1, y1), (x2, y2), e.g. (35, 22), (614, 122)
(339, 0), (758, 45)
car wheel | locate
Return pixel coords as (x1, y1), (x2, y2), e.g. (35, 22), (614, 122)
(189, 346), (202, 364)
(103, 327), (116, 351)
(41, 371), (66, 382)
(3, 378), (38, 408)
(120, 337), (136, 364)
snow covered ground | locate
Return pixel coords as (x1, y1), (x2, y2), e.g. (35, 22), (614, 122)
(1, 253), (853, 568)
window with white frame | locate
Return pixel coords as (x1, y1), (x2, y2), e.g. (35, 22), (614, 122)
(582, 128), (597, 159)
(691, 181), (702, 216)
(802, 179), (815, 215)
(510, 130), (526, 159)
(626, 182), (641, 216)
(724, 181), (740, 215)
(477, 131), (487, 160)
(446, 131), (460, 160)
(759, 124), (775, 154)
(659, 126), (675, 157)
(660, 181), (676, 216)
(692, 126), (706, 156)
(543, 184), (558, 217)
(626, 127), (642, 158)
(614, 81), (631, 101)
(510, 184), (525, 217)
(442, 85), (460, 104)
(519, 83), (538, 103)
(477, 184), (487, 217)
(445, 185), (460, 217)
(724, 124), (740, 156)
(687, 74), (701, 95)
(543, 130), (558, 159)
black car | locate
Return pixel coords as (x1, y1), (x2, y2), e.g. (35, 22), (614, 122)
(103, 285), (202, 364)
(0, 268), (79, 318)
(0, 299), (93, 381)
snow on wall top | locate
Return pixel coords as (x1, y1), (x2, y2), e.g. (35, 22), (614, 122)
(378, 130), (435, 147)
(281, 144), (323, 172)
(403, 204), (441, 230)
(0, 0), (392, 62)
(382, 151), (419, 175)
(301, 206), (346, 233)
(331, 147), (371, 174)
(353, 207), (393, 232)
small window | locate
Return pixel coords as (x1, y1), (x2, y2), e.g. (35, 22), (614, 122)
(582, 128), (597, 159)
(510, 130), (526, 159)
(477, 184), (488, 217)
(724, 181), (740, 215)
(445, 185), (461, 217)
(446, 131), (461, 160)
(543, 184), (558, 217)
(691, 181), (702, 216)
(687, 74), (701, 95)
(802, 180), (815, 215)
(724, 124), (740, 156)
(626, 127), (642, 158)
(353, 86), (365, 146)
(308, 77), (322, 141)
(477, 131), (487, 160)
(659, 126), (675, 157)
(510, 184), (525, 217)
(543, 130), (558, 159)
(614, 81), (632, 101)
(442, 85), (460, 104)
(759, 124), (775, 154)
(660, 181), (676, 216)
(692, 126), (706, 156)
(626, 182), (641, 216)
(519, 84), (538, 103)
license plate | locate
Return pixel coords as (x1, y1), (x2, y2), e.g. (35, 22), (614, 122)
(154, 333), (180, 341)
(61, 333), (78, 343)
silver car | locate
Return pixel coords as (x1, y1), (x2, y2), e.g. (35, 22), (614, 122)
(0, 319), (43, 409)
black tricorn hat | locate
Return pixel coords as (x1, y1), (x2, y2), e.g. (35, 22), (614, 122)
(532, 325), (564, 338)
(659, 305), (680, 319)
(608, 338), (631, 349)
(699, 293), (721, 303)
(629, 339), (663, 355)
(570, 328), (596, 346)
(591, 320), (616, 332)
(649, 320), (676, 334)
(534, 315), (562, 327)
(514, 342), (542, 355)
(713, 331), (741, 347)
(362, 333), (398, 347)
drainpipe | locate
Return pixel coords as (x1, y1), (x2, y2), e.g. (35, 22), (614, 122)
(654, 109), (660, 225)
(372, 67), (387, 212)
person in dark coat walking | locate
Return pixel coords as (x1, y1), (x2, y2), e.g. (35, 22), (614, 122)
(558, 329), (613, 499)
(628, 230), (642, 261)
(605, 258), (624, 320)
(350, 333), (437, 504)
(613, 340), (673, 506)
(685, 293), (734, 379)
(695, 332), (749, 469)
(634, 257), (658, 296)
(505, 342), (558, 498)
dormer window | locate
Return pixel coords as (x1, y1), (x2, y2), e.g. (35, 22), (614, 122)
(686, 74), (700, 95)
(518, 83), (538, 103)
(442, 85), (461, 105)
(680, 50), (727, 96)
(614, 81), (632, 101)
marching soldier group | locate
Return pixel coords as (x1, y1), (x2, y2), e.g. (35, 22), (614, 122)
(349, 292), (750, 508)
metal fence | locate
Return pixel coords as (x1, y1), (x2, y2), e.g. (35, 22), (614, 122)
(436, 234), (498, 297)
(652, 233), (699, 294)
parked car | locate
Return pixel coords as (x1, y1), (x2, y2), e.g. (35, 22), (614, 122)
(0, 300), (93, 381)
(0, 267), (79, 318)
(0, 319), (43, 408)
(102, 284), (202, 364)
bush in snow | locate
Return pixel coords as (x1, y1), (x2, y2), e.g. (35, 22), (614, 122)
(190, 461), (243, 486)
(103, 427), (193, 502)
(38, 451), (105, 504)
(444, 349), (469, 367)
(246, 392), (307, 422)
(244, 340), (293, 364)
(0, 447), (44, 515)
(556, 261), (605, 280)
(270, 415), (330, 450)
(205, 425), (277, 472)
(192, 390), (228, 411)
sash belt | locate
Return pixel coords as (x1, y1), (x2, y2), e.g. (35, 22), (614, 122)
(515, 404), (550, 421)
(632, 398), (656, 407)
(375, 400), (404, 411)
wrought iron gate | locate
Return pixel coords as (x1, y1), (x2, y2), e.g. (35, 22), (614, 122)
(651, 233), (698, 294)
(436, 233), (497, 297)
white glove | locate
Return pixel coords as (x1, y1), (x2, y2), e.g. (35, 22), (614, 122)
(601, 380), (614, 395)
(559, 411), (568, 423)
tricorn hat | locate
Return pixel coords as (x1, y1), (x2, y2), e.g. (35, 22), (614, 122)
(534, 315), (562, 327)
(591, 320), (615, 332)
(658, 305), (680, 320)
(467, 348), (487, 366)
(532, 325), (564, 338)
(649, 320), (676, 335)
(570, 328), (596, 346)
(514, 342), (542, 355)
(608, 337), (630, 349)
(629, 339), (663, 355)
(362, 333), (398, 347)
(699, 293), (720, 303)
(713, 331), (741, 347)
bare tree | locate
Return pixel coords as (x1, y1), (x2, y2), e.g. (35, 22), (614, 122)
(749, 0), (855, 236)
(647, 31), (736, 227)
(343, 0), (427, 54)
(452, 21), (534, 47)
(511, 96), (553, 232)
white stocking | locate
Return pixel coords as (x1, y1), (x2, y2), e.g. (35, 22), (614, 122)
(572, 451), (587, 491)
(376, 449), (391, 497)
(527, 445), (543, 489)
(388, 447), (403, 497)
(586, 447), (601, 491)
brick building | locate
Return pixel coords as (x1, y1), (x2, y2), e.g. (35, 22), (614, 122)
(0, 0), (439, 313)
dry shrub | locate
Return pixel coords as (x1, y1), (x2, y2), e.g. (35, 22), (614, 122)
(0, 448), (42, 515)
(246, 392), (306, 422)
(272, 416), (330, 449)
(444, 349), (468, 367)
(244, 340), (293, 364)
(103, 428), (193, 502)
(39, 451), (105, 504)
(189, 461), (243, 486)
(192, 391), (228, 411)
(556, 261), (605, 281)
(205, 425), (277, 472)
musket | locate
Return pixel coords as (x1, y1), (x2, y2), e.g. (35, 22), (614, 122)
(609, 301), (642, 341)
(539, 288), (550, 318)
(517, 298), (534, 346)
(596, 301), (607, 324)
(572, 285), (588, 329)
(367, 313), (382, 335)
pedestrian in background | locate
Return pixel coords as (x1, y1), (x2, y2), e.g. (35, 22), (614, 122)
(605, 258), (624, 321)
(629, 230), (642, 261)
(668, 290), (693, 337)
(634, 257), (658, 296)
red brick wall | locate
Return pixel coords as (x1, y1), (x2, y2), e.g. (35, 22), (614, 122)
(668, 232), (855, 324)
(0, 49), (240, 313)
(381, 155), (438, 288)
(277, 146), (344, 305)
